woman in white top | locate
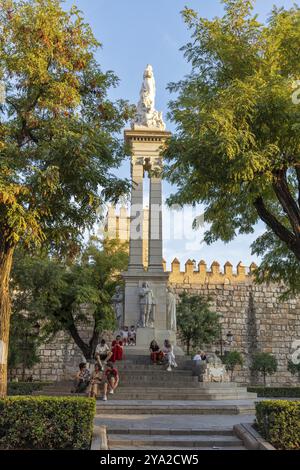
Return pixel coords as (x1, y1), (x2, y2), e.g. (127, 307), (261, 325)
(162, 339), (178, 371)
(95, 339), (112, 370)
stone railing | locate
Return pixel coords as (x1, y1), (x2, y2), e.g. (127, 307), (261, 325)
(164, 259), (257, 285)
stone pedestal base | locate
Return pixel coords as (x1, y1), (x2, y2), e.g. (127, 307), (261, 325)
(136, 327), (177, 348)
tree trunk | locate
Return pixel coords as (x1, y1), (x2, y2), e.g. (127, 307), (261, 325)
(187, 339), (190, 356)
(0, 247), (14, 397)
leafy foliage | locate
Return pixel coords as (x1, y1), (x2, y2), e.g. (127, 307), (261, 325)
(223, 350), (244, 381)
(0, 0), (132, 255)
(8, 381), (50, 396)
(248, 387), (300, 398)
(287, 359), (300, 380)
(11, 238), (129, 360)
(177, 292), (220, 355)
(256, 400), (300, 450)
(0, 396), (95, 449)
(163, 0), (300, 295)
(251, 352), (278, 386)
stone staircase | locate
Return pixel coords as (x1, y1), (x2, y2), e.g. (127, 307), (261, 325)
(107, 427), (246, 450)
(35, 351), (256, 450)
(36, 354), (256, 401)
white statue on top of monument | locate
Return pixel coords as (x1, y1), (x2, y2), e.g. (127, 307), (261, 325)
(132, 64), (166, 131)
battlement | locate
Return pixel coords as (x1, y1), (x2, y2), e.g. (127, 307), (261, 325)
(104, 206), (257, 285)
(165, 259), (257, 285)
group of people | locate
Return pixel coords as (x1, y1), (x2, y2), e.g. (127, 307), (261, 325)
(149, 339), (178, 371)
(193, 351), (207, 362)
(72, 337), (124, 401)
(72, 361), (119, 401)
(119, 326), (136, 346)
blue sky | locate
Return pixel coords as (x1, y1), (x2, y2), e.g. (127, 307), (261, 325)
(65, 0), (296, 270)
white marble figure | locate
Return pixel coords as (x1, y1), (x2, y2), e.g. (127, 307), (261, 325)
(167, 286), (177, 331)
(139, 281), (155, 328)
(112, 286), (124, 330)
(132, 65), (166, 131)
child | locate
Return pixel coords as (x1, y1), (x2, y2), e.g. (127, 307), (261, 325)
(120, 326), (129, 346)
(88, 363), (107, 399)
(104, 362), (119, 395)
(111, 335), (123, 362)
(128, 325), (136, 346)
(72, 362), (91, 393)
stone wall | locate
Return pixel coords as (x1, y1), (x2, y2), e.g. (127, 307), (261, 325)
(171, 280), (300, 386)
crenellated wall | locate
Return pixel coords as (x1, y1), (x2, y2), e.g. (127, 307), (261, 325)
(165, 258), (257, 285)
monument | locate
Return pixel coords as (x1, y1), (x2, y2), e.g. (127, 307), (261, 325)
(122, 65), (178, 350)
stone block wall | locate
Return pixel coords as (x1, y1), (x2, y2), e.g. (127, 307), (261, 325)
(171, 280), (300, 386)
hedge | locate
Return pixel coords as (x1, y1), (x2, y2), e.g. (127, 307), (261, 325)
(0, 397), (96, 450)
(256, 400), (300, 450)
(8, 382), (51, 396)
(248, 387), (300, 398)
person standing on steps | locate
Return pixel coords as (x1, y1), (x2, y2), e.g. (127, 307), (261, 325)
(162, 339), (178, 372)
(104, 362), (119, 397)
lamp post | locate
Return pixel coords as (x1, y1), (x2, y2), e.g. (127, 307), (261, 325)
(218, 326), (234, 358)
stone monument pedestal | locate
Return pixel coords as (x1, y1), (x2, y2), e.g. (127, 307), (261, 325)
(136, 327), (177, 348)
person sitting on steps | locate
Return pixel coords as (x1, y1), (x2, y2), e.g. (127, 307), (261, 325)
(128, 325), (137, 346)
(111, 335), (123, 362)
(88, 363), (108, 400)
(149, 339), (164, 364)
(95, 339), (112, 370)
(162, 339), (178, 372)
(72, 362), (91, 393)
(104, 362), (119, 397)
(120, 326), (129, 346)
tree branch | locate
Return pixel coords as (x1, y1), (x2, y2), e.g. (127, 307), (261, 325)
(272, 168), (300, 238)
(253, 196), (300, 260)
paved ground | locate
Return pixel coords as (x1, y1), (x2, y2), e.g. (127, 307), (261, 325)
(94, 413), (255, 430)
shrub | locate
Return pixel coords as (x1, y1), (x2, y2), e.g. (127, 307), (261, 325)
(287, 360), (300, 381)
(222, 351), (243, 381)
(251, 352), (278, 386)
(248, 387), (300, 398)
(8, 382), (51, 396)
(0, 397), (96, 450)
(256, 400), (300, 450)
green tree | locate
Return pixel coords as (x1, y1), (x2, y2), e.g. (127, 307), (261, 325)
(287, 359), (300, 382)
(251, 352), (278, 386)
(0, 0), (132, 395)
(223, 350), (244, 381)
(177, 292), (220, 355)
(11, 239), (129, 362)
(8, 311), (41, 381)
(163, 0), (300, 297)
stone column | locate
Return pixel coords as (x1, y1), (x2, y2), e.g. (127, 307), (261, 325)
(148, 170), (163, 272)
(128, 160), (144, 272)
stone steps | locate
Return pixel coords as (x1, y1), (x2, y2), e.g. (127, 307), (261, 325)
(96, 402), (256, 415)
(107, 428), (245, 450)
